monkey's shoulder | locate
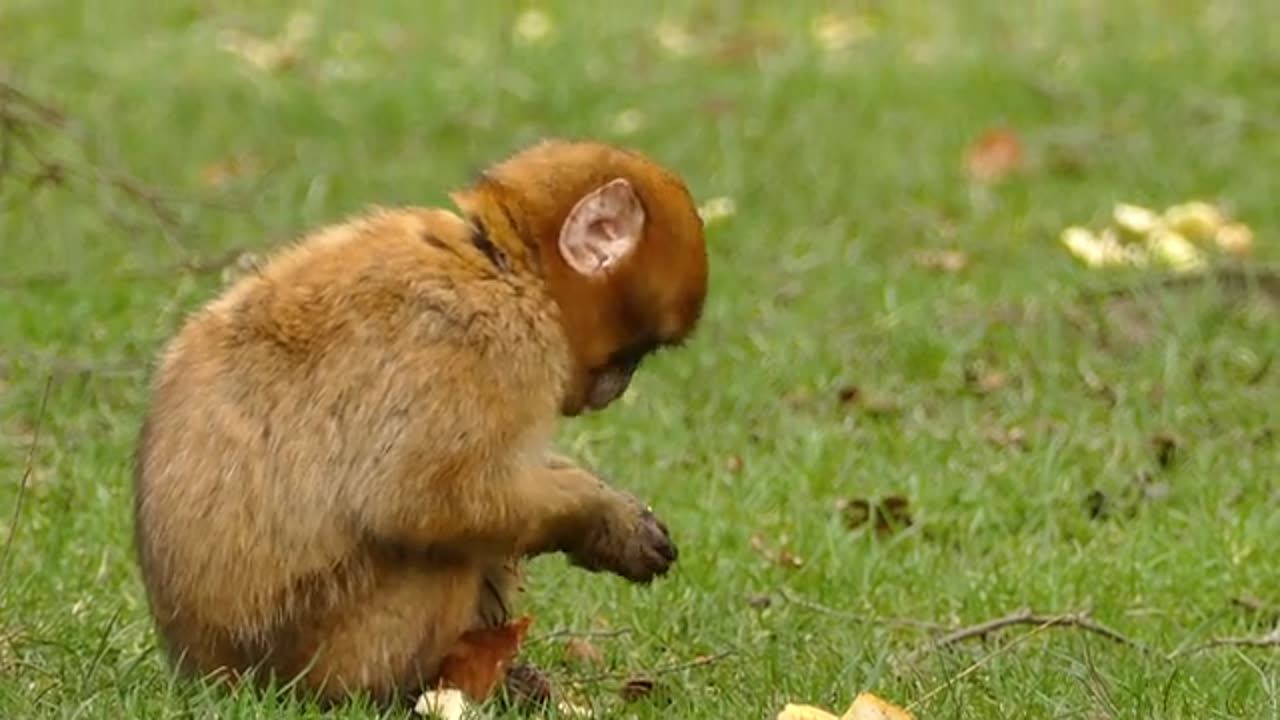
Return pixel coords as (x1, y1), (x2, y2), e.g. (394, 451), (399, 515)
(200, 206), (562, 363)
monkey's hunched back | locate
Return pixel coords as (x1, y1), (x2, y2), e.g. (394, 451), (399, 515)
(132, 140), (707, 705)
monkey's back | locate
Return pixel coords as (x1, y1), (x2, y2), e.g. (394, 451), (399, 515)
(133, 207), (569, 660)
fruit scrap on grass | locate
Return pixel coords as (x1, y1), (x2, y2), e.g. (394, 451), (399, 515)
(1059, 200), (1255, 272)
(777, 691), (914, 720)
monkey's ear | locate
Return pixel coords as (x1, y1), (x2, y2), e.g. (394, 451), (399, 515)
(558, 178), (644, 277)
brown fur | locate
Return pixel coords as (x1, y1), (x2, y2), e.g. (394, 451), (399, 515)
(132, 140), (707, 706)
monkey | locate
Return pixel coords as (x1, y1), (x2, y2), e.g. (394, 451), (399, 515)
(130, 139), (708, 708)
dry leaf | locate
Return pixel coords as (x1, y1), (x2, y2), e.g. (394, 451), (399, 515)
(837, 496), (913, 537)
(1151, 432), (1179, 469)
(725, 455), (745, 473)
(437, 616), (533, 700)
(562, 638), (604, 667)
(965, 127), (1024, 183)
(619, 676), (656, 703)
(836, 385), (861, 405)
(985, 425), (1029, 451)
(200, 153), (261, 188)
(841, 691), (914, 720)
(749, 532), (804, 569)
(876, 496), (913, 536)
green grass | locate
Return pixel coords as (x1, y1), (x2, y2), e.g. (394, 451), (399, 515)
(3, 1), (1280, 717)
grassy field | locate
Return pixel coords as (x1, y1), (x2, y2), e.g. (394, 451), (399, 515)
(3, 1), (1279, 717)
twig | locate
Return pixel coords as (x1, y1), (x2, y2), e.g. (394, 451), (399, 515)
(903, 608), (1148, 664)
(905, 613), (1063, 711)
(527, 627), (634, 645)
(0, 375), (53, 580)
(1170, 628), (1280, 657)
(563, 649), (736, 686)
(778, 589), (949, 631)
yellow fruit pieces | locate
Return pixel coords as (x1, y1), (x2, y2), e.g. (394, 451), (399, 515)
(1060, 200), (1254, 273)
(777, 691), (914, 720)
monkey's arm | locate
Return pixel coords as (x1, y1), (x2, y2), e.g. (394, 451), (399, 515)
(362, 457), (674, 583)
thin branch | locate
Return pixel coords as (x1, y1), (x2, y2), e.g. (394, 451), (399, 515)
(777, 589), (949, 631)
(562, 649), (736, 686)
(1170, 628), (1280, 657)
(1, 375), (53, 580)
(905, 614), (1063, 711)
(903, 608), (1149, 664)
(527, 627), (634, 645)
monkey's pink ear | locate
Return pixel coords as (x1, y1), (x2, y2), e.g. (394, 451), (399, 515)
(558, 178), (644, 278)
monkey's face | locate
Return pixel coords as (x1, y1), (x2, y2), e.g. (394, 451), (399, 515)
(551, 167), (707, 418)
(563, 341), (655, 416)
(463, 139), (708, 418)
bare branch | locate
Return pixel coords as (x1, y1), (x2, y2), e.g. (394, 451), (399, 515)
(562, 649), (736, 686)
(1171, 628), (1280, 657)
(903, 607), (1150, 665)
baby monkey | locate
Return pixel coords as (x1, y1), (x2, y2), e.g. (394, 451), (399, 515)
(132, 139), (708, 706)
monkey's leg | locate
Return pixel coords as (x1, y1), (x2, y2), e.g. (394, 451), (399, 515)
(271, 561), (484, 707)
(472, 560), (554, 708)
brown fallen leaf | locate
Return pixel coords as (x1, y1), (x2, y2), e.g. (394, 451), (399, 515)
(437, 615), (533, 701)
(750, 532), (804, 569)
(838, 496), (913, 537)
(200, 153), (261, 188)
(1150, 432), (1179, 469)
(1084, 489), (1109, 521)
(876, 496), (913, 537)
(562, 637), (604, 667)
(619, 676), (656, 703)
(838, 497), (873, 530)
(965, 127), (1024, 184)
(836, 385), (862, 405)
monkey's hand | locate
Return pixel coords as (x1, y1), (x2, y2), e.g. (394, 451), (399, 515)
(567, 491), (677, 583)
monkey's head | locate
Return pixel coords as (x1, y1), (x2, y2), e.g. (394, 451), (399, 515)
(454, 140), (708, 416)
